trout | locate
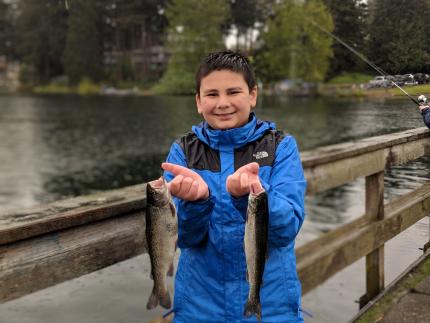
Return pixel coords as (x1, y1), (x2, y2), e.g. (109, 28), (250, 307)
(244, 186), (269, 322)
(146, 177), (178, 310)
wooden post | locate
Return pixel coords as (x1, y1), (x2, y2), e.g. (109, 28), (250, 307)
(359, 171), (385, 308)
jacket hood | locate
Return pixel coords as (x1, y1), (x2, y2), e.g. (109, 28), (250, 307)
(191, 113), (275, 150)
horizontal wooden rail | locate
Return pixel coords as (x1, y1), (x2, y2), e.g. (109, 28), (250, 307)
(0, 127), (429, 304)
(302, 127), (430, 194)
(0, 212), (146, 303)
(0, 184), (146, 245)
(297, 182), (430, 294)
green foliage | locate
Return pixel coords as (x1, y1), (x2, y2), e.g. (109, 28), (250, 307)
(77, 77), (101, 95)
(259, 0), (334, 83)
(229, 0), (276, 52)
(152, 68), (195, 95)
(323, 0), (368, 78)
(33, 83), (74, 95)
(157, 0), (229, 94)
(369, 0), (430, 74)
(16, 0), (68, 83)
(327, 73), (373, 84)
(64, 0), (104, 85)
(0, 1), (12, 56)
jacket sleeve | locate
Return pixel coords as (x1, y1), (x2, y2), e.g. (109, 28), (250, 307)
(163, 142), (215, 249)
(260, 136), (307, 248)
(422, 107), (430, 129)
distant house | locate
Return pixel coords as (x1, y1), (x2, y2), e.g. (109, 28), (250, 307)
(104, 26), (169, 80)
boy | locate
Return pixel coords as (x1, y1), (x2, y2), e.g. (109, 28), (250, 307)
(162, 51), (306, 322)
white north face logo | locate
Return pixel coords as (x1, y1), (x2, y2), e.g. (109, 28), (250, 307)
(253, 151), (269, 160)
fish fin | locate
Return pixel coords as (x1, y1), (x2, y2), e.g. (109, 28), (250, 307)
(146, 288), (159, 310)
(159, 288), (172, 309)
(244, 300), (262, 322)
(169, 202), (176, 217)
(167, 261), (174, 277)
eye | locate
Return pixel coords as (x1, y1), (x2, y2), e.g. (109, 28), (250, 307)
(206, 92), (218, 97)
(228, 90), (241, 95)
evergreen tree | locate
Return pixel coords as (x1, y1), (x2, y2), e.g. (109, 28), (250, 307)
(64, 0), (104, 84)
(156, 0), (229, 94)
(16, 0), (68, 83)
(259, 0), (333, 83)
(229, 0), (276, 53)
(323, 0), (367, 78)
(0, 0), (11, 56)
(369, 0), (430, 74)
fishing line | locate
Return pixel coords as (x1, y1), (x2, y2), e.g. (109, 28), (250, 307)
(308, 19), (424, 106)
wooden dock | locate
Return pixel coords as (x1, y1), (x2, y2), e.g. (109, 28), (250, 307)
(1, 127), (430, 320)
(351, 248), (430, 322)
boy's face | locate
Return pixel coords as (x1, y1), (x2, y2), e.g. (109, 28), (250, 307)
(196, 70), (257, 130)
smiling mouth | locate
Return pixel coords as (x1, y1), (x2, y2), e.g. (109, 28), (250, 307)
(215, 112), (235, 117)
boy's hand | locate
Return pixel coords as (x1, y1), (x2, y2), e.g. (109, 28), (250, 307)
(161, 163), (209, 201)
(226, 162), (263, 198)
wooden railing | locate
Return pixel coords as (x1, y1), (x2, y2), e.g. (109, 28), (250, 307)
(1, 127), (430, 307)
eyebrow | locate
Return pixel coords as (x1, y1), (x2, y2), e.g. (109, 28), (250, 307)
(202, 87), (244, 94)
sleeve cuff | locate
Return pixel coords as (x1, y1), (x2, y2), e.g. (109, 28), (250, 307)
(179, 192), (215, 221)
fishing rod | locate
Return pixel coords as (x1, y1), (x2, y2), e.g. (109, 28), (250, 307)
(308, 20), (428, 107)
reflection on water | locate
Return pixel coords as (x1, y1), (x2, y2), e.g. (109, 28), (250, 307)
(0, 93), (429, 323)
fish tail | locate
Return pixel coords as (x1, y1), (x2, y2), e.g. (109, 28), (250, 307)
(244, 299), (262, 322)
(146, 287), (172, 310)
(146, 287), (159, 310)
(159, 288), (172, 309)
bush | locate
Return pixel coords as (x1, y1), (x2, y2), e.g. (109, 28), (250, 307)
(152, 69), (195, 95)
(77, 77), (101, 95)
(327, 73), (373, 84)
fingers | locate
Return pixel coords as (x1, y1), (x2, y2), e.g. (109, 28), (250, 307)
(236, 162), (259, 175)
(165, 172), (208, 201)
(162, 162), (200, 180)
(167, 175), (184, 197)
(239, 173), (249, 192)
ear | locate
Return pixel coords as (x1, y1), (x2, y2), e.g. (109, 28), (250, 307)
(196, 94), (203, 114)
(250, 86), (258, 109)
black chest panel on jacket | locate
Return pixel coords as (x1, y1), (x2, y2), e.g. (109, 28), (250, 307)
(176, 130), (285, 172)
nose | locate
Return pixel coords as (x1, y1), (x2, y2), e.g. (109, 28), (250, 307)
(216, 94), (230, 109)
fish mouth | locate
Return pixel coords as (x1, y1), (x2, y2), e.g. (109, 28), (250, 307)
(250, 182), (265, 195)
(148, 177), (165, 189)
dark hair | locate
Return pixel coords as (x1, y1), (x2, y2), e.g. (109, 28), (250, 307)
(195, 50), (256, 95)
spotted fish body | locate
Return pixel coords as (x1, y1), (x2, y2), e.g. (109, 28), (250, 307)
(146, 178), (178, 310)
(244, 190), (269, 322)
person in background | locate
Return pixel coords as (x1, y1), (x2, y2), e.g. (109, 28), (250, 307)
(419, 105), (430, 128)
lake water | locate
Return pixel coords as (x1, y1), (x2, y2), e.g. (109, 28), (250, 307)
(0, 93), (429, 322)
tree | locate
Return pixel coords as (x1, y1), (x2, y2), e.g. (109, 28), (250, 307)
(156, 0), (230, 94)
(259, 0), (334, 83)
(0, 0), (12, 56)
(229, 0), (276, 53)
(323, 0), (368, 78)
(369, 0), (430, 74)
(15, 0), (68, 83)
(64, 0), (104, 84)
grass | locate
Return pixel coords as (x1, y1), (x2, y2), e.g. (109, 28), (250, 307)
(355, 252), (430, 323)
(327, 73), (374, 85)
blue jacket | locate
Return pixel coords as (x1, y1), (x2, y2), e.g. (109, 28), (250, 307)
(164, 113), (307, 322)
(422, 107), (430, 128)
